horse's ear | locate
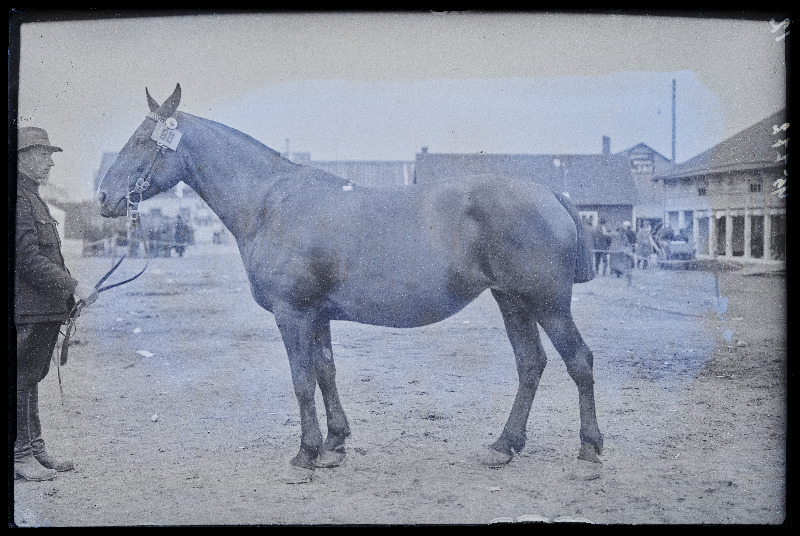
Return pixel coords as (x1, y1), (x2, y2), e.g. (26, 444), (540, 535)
(157, 83), (182, 118)
(146, 88), (161, 112)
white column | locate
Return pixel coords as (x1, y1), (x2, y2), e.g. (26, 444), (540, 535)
(692, 213), (700, 250)
(744, 209), (752, 258)
(708, 212), (716, 255)
(763, 211), (772, 260)
(725, 212), (733, 257)
(678, 210), (685, 231)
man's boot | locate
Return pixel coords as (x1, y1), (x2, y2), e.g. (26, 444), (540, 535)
(31, 438), (74, 472)
(27, 387), (74, 472)
(14, 451), (57, 481)
(15, 384), (57, 481)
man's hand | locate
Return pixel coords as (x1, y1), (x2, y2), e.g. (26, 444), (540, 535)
(74, 281), (99, 306)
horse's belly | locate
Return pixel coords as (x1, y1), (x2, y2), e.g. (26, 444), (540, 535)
(328, 283), (479, 328)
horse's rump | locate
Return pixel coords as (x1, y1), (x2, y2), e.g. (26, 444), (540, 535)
(553, 192), (595, 283)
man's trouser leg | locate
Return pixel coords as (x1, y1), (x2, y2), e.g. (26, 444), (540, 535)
(15, 322), (62, 481)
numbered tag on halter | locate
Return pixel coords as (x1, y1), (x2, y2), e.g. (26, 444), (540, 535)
(151, 120), (182, 151)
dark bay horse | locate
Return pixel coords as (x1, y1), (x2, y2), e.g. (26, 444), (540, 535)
(97, 84), (603, 477)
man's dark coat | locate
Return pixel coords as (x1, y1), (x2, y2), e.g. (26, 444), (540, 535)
(15, 173), (77, 324)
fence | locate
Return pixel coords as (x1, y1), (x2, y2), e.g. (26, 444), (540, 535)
(590, 247), (699, 286)
(82, 237), (193, 258)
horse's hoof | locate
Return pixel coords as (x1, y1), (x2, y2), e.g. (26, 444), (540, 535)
(570, 457), (602, 481)
(479, 447), (513, 468)
(577, 443), (603, 464)
(315, 446), (346, 468)
(282, 464), (314, 484)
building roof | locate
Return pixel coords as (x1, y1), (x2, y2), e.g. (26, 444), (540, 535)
(309, 159), (414, 189)
(618, 143), (672, 164)
(414, 152), (637, 206)
(655, 109), (786, 181)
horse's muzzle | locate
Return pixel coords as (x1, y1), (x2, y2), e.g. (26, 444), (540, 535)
(99, 195), (128, 218)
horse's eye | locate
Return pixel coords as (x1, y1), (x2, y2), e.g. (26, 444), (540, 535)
(135, 137), (148, 146)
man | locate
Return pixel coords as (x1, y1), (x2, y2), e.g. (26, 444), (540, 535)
(591, 218), (611, 275)
(622, 221), (637, 250)
(14, 127), (98, 481)
(636, 222), (656, 269)
(174, 215), (190, 257)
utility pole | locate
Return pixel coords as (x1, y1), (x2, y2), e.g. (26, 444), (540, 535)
(672, 79), (677, 163)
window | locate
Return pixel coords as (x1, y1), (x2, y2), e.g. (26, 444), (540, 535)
(749, 182), (762, 193)
(698, 187), (707, 196)
(579, 211), (599, 227)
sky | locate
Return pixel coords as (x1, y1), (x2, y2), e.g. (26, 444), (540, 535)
(12, 11), (787, 201)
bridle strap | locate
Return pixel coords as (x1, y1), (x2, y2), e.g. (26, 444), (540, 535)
(126, 148), (162, 221)
(126, 112), (181, 221)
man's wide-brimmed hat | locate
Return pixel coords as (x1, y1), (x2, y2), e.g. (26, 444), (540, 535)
(18, 127), (63, 152)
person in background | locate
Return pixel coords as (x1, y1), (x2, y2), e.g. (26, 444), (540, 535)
(609, 224), (634, 278)
(174, 215), (191, 257)
(636, 222), (656, 269)
(622, 221), (636, 250)
(15, 127), (99, 481)
(658, 223), (675, 243)
(591, 218), (611, 275)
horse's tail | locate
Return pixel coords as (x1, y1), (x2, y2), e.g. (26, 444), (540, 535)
(553, 192), (595, 283)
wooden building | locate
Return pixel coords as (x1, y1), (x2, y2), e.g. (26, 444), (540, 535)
(617, 142), (674, 228)
(653, 110), (787, 261)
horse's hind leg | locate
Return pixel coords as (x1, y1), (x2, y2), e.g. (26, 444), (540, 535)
(483, 290), (548, 467)
(314, 320), (351, 468)
(537, 308), (603, 463)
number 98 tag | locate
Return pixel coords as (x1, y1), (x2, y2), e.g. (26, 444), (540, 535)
(151, 121), (182, 151)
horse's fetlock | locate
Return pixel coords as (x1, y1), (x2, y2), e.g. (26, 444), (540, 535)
(324, 428), (349, 450)
(492, 432), (525, 456)
(580, 431), (603, 453)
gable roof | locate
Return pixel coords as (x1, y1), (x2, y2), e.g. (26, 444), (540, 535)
(414, 152), (637, 205)
(655, 109), (786, 181)
(618, 143), (672, 164)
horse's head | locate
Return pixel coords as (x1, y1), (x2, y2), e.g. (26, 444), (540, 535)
(97, 83), (188, 218)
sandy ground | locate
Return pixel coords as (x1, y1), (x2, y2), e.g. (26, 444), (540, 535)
(12, 241), (787, 525)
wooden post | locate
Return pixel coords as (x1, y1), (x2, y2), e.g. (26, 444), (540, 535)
(744, 209), (752, 258)
(725, 212), (733, 258)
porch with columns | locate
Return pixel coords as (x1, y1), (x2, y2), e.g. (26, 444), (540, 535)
(694, 208), (786, 261)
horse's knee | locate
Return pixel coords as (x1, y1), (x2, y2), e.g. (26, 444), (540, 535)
(292, 381), (317, 406)
(316, 354), (337, 382)
(518, 353), (546, 387)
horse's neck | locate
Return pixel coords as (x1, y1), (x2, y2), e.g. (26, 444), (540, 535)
(178, 114), (294, 239)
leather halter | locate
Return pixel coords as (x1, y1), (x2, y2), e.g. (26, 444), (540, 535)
(126, 112), (176, 221)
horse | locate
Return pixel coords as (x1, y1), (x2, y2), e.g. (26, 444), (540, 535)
(97, 84), (603, 479)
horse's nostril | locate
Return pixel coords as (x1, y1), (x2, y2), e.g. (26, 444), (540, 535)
(97, 192), (106, 203)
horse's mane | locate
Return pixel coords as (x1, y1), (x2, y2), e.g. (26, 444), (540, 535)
(179, 112), (283, 158)
(178, 111), (350, 189)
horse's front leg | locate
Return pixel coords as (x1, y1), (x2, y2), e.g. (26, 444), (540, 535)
(314, 320), (351, 468)
(275, 309), (324, 471)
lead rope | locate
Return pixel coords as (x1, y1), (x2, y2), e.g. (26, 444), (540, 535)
(58, 113), (174, 401)
(55, 303), (79, 404)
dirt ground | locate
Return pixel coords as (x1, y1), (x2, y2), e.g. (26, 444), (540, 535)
(12, 240), (787, 526)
